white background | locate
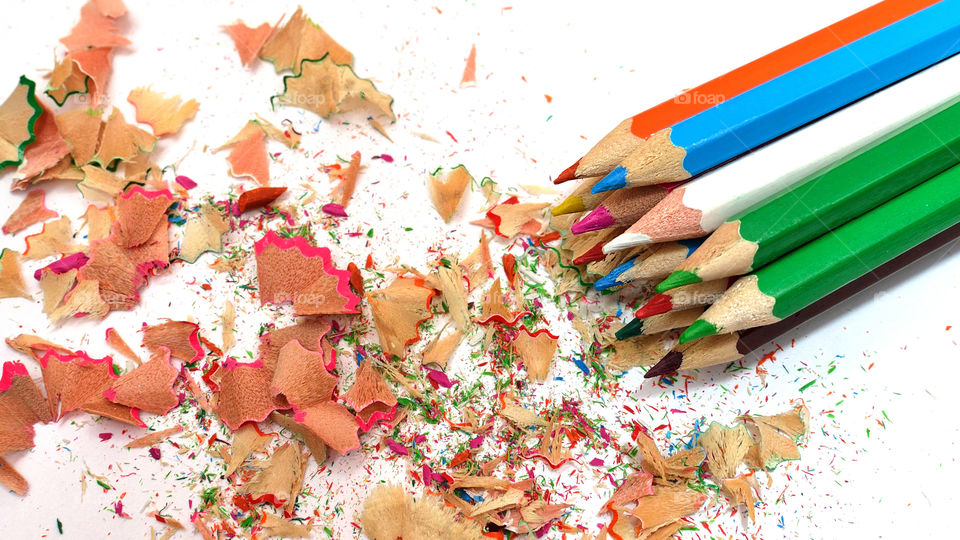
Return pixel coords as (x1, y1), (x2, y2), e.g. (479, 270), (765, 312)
(2, 0), (959, 538)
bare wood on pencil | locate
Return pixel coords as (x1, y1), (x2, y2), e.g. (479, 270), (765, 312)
(627, 187), (708, 243)
(679, 221), (757, 281)
(620, 242), (689, 281)
(641, 307), (704, 335)
(578, 119), (637, 178)
(700, 275), (780, 333)
(618, 129), (689, 185)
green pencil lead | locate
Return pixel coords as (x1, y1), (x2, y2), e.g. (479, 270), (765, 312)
(656, 270), (701, 292)
(679, 319), (718, 344)
(614, 318), (645, 340)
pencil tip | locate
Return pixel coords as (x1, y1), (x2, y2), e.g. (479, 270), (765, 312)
(551, 196), (585, 216)
(635, 294), (672, 318)
(602, 232), (649, 254)
(554, 160), (581, 184)
(571, 207), (614, 234)
(615, 318), (645, 340)
(679, 319), (717, 344)
(656, 271), (701, 293)
(572, 242), (606, 265)
(595, 257), (638, 291)
(592, 167), (627, 193)
(645, 350), (683, 378)
(593, 273), (619, 291)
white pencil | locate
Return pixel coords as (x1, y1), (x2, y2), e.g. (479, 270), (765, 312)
(602, 55), (960, 252)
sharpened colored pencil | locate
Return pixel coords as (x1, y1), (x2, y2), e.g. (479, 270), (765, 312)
(552, 0), (938, 183)
(570, 227), (626, 265)
(551, 176), (604, 216)
(593, 1), (960, 192)
(646, 221), (960, 377)
(614, 238), (702, 281)
(586, 245), (647, 282)
(604, 56), (960, 251)
(615, 307), (704, 340)
(634, 278), (730, 318)
(571, 184), (672, 234)
(594, 255), (643, 291)
(679, 164), (960, 343)
(659, 92), (960, 292)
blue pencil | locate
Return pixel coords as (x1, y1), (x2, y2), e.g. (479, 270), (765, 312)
(592, 0), (960, 192)
(594, 256), (640, 291)
(595, 238), (703, 290)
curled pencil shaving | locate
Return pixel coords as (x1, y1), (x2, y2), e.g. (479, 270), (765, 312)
(36, 349), (143, 426)
(427, 165), (471, 222)
(0, 250), (30, 299)
(237, 441), (305, 512)
(341, 360), (397, 432)
(361, 485), (484, 540)
(511, 327), (558, 382)
(127, 87), (198, 137)
(421, 327), (462, 368)
(273, 57), (395, 121)
(259, 6), (352, 73)
(178, 203), (228, 263)
(368, 277), (435, 358)
(105, 347), (180, 415)
(327, 151), (361, 207)
(222, 21), (273, 66)
(258, 318), (333, 371)
(141, 320), (203, 363)
(635, 431), (704, 483)
(225, 423), (273, 477)
(253, 231), (359, 315)
(23, 216), (82, 260)
(15, 104), (71, 186)
(434, 261), (469, 329)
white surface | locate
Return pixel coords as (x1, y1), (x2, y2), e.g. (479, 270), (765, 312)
(1, 1), (959, 539)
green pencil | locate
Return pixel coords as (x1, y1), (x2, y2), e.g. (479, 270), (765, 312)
(680, 164), (960, 343)
(615, 307), (704, 340)
(658, 99), (960, 292)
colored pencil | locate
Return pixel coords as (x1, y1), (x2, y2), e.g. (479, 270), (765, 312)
(679, 164), (960, 343)
(571, 184), (672, 234)
(551, 176), (604, 215)
(586, 245), (647, 281)
(570, 227), (626, 265)
(594, 255), (643, 291)
(634, 278), (730, 318)
(552, 0), (938, 183)
(605, 238), (702, 287)
(592, 1), (960, 192)
(551, 211), (582, 235)
(646, 221), (960, 377)
(603, 56), (960, 251)
(615, 307), (704, 340)
(658, 94), (960, 292)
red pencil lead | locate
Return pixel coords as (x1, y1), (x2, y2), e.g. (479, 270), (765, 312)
(553, 159), (581, 184)
(635, 294), (673, 318)
(572, 242), (606, 265)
